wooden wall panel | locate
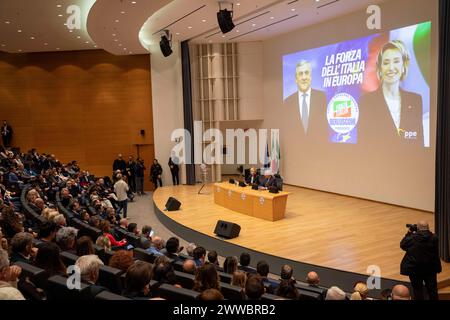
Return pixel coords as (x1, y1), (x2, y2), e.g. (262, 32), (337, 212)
(0, 50), (155, 190)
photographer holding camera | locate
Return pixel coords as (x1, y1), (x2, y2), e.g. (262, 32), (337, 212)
(400, 221), (442, 300)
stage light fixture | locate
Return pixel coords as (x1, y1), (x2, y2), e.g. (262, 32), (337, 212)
(217, 2), (235, 34)
(159, 30), (173, 57)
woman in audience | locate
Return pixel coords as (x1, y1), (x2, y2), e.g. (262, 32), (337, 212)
(223, 256), (238, 275)
(231, 270), (247, 289)
(198, 288), (224, 301)
(99, 220), (126, 248)
(193, 263), (221, 292)
(109, 250), (134, 272)
(76, 236), (95, 256)
(351, 282), (371, 300)
(95, 235), (112, 251)
(276, 279), (299, 299)
(151, 256), (178, 286)
(123, 261), (153, 300)
(0, 207), (24, 239)
(80, 210), (90, 224)
(34, 242), (66, 278)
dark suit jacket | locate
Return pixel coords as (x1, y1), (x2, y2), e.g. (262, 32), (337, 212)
(358, 88), (424, 147)
(283, 89), (328, 140)
(400, 230), (442, 276)
(245, 174), (259, 185)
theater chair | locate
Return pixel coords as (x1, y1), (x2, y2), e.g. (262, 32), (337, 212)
(154, 284), (199, 300)
(133, 248), (155, 263)
(261, 293), (288, 300)
(174, 271), (195, 290)
(14, 261), (48, 290)
(60, 251), (79, 267)
(217, 271), (233, 284)
(95, 291), (131, 301)
(173, 260), (184, 272)
(295, 282), (327, 300)
(220, 283), (244, 300)
(125, 233), (143, 248)
(97, 265), (125, 294)
(96, 247), (115, 265)
(46, 275), (90, 300)
(298, 289), (322, 300)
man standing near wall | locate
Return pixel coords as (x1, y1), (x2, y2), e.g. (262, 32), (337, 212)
(1, 120), (13, 148)
(114, 174), (129, 219)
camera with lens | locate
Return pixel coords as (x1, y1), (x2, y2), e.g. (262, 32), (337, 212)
(406, 223), (418, 233)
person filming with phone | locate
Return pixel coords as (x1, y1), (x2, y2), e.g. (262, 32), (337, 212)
(400, 221), (442, 300)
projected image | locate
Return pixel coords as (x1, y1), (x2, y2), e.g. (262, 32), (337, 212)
(283, 21), (431, 147)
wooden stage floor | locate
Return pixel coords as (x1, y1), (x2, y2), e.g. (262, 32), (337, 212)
(153, 184), (450, 284)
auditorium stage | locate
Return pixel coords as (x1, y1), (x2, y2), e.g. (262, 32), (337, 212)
(152, 184), (450, 294)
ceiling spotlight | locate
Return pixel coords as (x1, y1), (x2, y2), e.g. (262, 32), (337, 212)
(5, 21), (10, 24)
(17, 29), (22, 33)
(159, 30), (173, 57)
(56, 48), (60, 50)
(44, 43), (48, 46)
(131, 1), (136, 4)
(77, 36), (81, 38)
(217, 2), (235, 34)
(30, 36), (35, 39)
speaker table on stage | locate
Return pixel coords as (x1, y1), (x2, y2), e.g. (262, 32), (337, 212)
(213, 182), (290, 221)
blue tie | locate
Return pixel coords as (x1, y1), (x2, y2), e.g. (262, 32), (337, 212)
(302, 93), (309, 132)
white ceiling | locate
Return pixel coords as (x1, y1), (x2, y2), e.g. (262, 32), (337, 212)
(0, 0), (386, 55)
(0, 0), (96, 53)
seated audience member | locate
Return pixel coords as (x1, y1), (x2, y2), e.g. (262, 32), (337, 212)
(37, 221), (58, 245)
(75, 255), (106, 299)
(10, 232), (35, 264)
(280, 264), (294, 281)
(127, 223), (139, 236)
(193, 263), (220, 292)
(325, 286), (347, 300)
(31, 198), (46, 214)
(40, 208), (59, 222)
(245, 275), (265, 300)
(55, 227), (78, 253)
(88, 216), (100, 229)
(123, 261), (153, 300)
(80, 210), (91, 224)
(60, 188), (72, 208)
(0, 281), (25, 300)
(76, 236), (95, 256)
(99, 220), (126, 248)
(306, 271), (321, 287)
(239, 252), (256, 273)
(53, 214), (67, 228)
(161, 237), (181, 262)
(193, 246), (206, 267)
(207, 250), (223, 272)
(198, 288), (224, 301)
(182, 259), (197, 275)
(141, 225), (153, 241)
(151, 256), (178, 287)
(245, 167), (260, 185)
(391, 284), (411, 300)
(0, 206), (24, 238)
(232, 270), (247, 289)
(95, 235), (112, 251)
(109, 250), (134, 272)
(223, 256), (238, 275)
(380, 289), (393, 300)
(0, 248), (22, 287)
(276, 279), (299, 300)
(351, 282), (371, 300)
(34, 242), (66, 278)
(186, 242), (196, 257)
(146, 236), (164, 257)
(256, 260), (278, 294)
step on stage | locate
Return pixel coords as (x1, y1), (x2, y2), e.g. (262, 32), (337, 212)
(152, 184), (450, 296)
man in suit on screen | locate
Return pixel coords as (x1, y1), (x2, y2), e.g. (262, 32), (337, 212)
(284, 60), (328, 139)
